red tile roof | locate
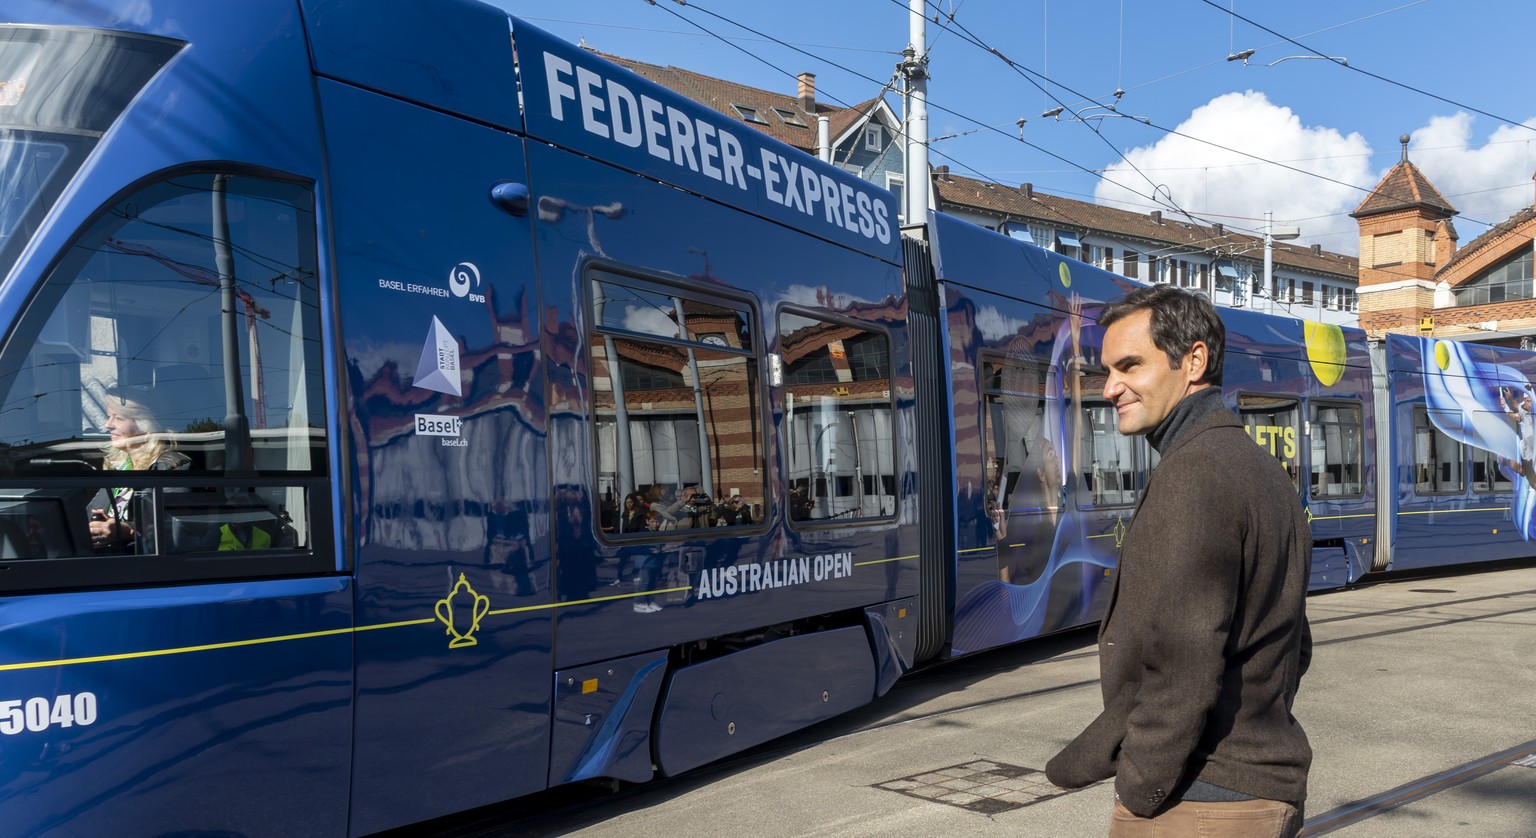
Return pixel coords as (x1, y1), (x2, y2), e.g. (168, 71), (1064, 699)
(1351, 159), (1457, 218)
(932, 170), (1358, 279)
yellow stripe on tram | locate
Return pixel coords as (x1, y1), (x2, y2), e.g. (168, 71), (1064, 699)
(0, 550), (931, 671)
(856, 554), (919, 567)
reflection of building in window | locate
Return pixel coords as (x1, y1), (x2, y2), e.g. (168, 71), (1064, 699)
(1309, 403), (1364, 497)
(1413, 408), (1465, 493)
(1470, 410), (1515, 492)
(981, 357), (1056, 512)
(780, 312), (895, 522)
(589, 273), (762, 533)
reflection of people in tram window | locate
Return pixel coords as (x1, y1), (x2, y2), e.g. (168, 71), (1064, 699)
(789, 484), (813, 521)
(1500, 385), (1536, 487)
(90, 387), (190, 554)
(985, 479), (1004, 537)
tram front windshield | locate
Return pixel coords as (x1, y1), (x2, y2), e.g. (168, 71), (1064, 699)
(0, 26), (181, 282)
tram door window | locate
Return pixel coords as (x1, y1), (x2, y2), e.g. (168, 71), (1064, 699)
(589, 273), (762, 533)
(1077, 368), (1140, 507)
(1238, 394), (1300, 489)
(1470, 413), (1514, 493)
(779, 312), (896, 523)
(1413, 408), (1465, 494)
(1309, 402), (1363, 498)
(0, 171), (330, 590)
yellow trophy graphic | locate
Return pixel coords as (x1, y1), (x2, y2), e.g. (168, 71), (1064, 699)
(435, 572), (491, 648)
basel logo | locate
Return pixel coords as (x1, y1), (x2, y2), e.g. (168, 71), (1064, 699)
(414, 315), (463, 397)
(449, 262), (485, 303)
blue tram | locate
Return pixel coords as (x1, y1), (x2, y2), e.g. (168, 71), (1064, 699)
(0, 1), (1529, 834)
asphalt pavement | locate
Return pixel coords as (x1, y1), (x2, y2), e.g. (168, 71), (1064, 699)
(482, 563), (1536, 837)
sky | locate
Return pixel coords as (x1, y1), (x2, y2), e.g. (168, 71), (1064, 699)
(492, 1), (1536, 256)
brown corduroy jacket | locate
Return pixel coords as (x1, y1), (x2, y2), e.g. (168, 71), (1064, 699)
(1045, 405), (1312, 817)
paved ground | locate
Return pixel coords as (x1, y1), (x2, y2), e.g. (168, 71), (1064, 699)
(466, 563), (1536, 837)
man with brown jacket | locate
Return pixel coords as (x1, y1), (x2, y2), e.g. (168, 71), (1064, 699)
(1045, 285), (1312, 837)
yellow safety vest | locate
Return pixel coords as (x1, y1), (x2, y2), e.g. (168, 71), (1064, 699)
(218, 523), (271, 551)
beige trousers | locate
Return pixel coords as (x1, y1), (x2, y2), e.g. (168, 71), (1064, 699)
(1107, 798), (1301, 838)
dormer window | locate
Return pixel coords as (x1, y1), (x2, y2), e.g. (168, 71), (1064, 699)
(772, 107), (806, 127)
(731, 104), (767, 124)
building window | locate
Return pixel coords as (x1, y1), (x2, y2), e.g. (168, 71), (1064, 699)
(772, 107), (806, 127)
(1087, 244), (1113, 270)
(1029, 225), (1053, 251)
(1453, 248), (1534, 306)
(731, 104), (767, 124)
(886, 174), (904, 224)
(1344, 289), (1358, 312)
(1003, 221), (1034, 243)
(1301, 281), (1315, 306)
(1055, 230), (1082, 260)
(1123, 250), (1140, 280)
(864, 125), (883, 150)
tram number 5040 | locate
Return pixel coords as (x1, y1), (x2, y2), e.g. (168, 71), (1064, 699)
(0, 693), (99, 735)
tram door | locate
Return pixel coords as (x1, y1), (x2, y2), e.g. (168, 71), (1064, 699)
(321, 83), (553, 833)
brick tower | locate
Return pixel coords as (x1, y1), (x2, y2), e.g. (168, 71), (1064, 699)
(1351, 135), (1458, 335)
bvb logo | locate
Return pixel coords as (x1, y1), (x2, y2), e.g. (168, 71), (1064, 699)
(448, 262), (480, 298)
(435, 572), (490, 648)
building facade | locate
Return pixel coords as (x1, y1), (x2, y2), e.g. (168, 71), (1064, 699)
(1355, 138), (1536, 347)
(932, 169), (1360, 326)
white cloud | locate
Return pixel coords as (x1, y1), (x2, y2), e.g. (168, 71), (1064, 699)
(1092, 91), (1374, 254)
(1408, 113), (1536, 239)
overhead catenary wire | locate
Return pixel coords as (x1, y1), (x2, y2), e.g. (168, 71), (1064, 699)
(631, 1), (1514, 290)
(1203, 0), (1536, 136)
(646, 0), (1152, 238)
(902, 0), (1533, 251)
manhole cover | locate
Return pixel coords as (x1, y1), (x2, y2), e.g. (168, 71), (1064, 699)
(874, 759), (1076, 813)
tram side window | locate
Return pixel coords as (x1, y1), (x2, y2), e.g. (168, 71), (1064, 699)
(1470, 411), (1514, 493)
(590, 273), (763, 534)
(0, 172), (329, 587)
(1077, 368), (1139, 506)
(780, 312), (896, 523)
(1309, 402), (1363, 498)
(1238, 394), (1300, 489)
(1413, 408), (1465, 494)
(981, 358), (1056, 515)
